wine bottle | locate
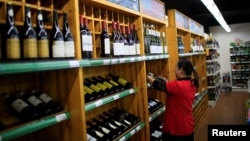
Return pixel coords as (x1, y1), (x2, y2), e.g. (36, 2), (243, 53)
(85, 78), (109, 97)
(92, 118), (118, 139)
(36, 8), (49, 59)
(133, 24), (140, 56)
(98, 115), (123, 135)
(111, 21), (120, 57)
(86, 121), (106, 140)
(5, 93), (39, 121)
(20, 91), (53, 117)
(128, 24), (135, 56)
(63, 13), (75, 59)
(50, 11), (65, 59)
(91, 76), (114, 95)
(102, 111), (128, 132)
(21, 5), (38, 60)
(100, 20), (111, 57)
(109, 108), (139, 126)
(87, 121), (112, 141)
(116, 22), (124, 57)
(107, 109), (133, 128)
(97, 75), (122, 92)
(96, 76), (117, 94)
(161, 32), (168, 54)
(2, 2), (21, 61)
(33, 90), (63, 113)
(84, 79), (103, 99)
(83, 85), (96, 103)
(108, 74), (133, 89)
(80, 15), (93, 59)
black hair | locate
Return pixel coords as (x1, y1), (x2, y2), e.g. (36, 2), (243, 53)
(177, 58), (199, 88)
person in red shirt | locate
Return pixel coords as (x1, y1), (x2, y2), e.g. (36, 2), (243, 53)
(147, 58), (199, 141)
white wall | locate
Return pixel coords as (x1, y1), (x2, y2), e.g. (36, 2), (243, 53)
(209, 22), (250, 86)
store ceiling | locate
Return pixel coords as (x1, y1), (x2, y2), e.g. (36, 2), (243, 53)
(162, 0), (250, 33)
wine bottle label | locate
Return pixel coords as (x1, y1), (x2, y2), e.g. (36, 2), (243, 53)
(129, 44), (136, 55)
(118, 78), (128, 86)
(124, 44), (129, 56)
(109, 80), (119, 86)
(38, 40), (49, 58)
(39, 93), (53, 104)
(113, 42), (120, 56)
(118, 42), (124, 56)
(124, 119), (131, 125)
(64, 41), (75, 57)
(27, 95), (43, 106)
(97, 83), (107, 91)
(90, 84), (101, 92)
(11, 99), (29, 113)
(87, 134), (97, 141)
(114, 121), (122, 126)
(101, 127), (110, 134)
(52, 40), (65, 58)
(108, 123), (117, 129)
(23, 38), (38, 58)
(136, 43), (140, 55)
(103, 81), (113, 89)
(7, 38), (20, 59)
(81, 34), (88, 51)
(87, 35), (93, 51)
(164, 46), (168, 54)
(95, 130), (104, 137)
(104, 38), (110, 54)
(84, 86), (94, 94)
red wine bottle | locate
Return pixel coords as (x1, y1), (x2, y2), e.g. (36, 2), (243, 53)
(80, 15), (93, 59)
(2, 2), (21, 61)
(133, 24), (140, 56)
(63, 13), (75, 59)
(21, 5), (38, 60)
(36, 8), (49, 59)
(100, 20), (111, 57)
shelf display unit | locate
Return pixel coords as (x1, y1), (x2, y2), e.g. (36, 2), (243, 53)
(230, 41), (250, 89)
(0, 1), (207, 141)
(205, 38), (221, 107)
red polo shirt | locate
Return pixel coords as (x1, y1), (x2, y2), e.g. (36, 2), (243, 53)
(163, 77), (196, 135)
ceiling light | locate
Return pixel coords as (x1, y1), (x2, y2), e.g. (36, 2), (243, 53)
(201, 0), (231, 32)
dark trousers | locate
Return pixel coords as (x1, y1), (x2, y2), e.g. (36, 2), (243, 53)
(162, 132), (194, 141)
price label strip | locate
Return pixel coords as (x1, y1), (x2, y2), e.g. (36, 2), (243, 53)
(69, 60), (80, 68)
(55, 113), (67, 123)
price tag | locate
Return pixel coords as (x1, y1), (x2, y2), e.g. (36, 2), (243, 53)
(119, 58), (126, 63)
(141, 56), (146, 60)
(129, 89), (135, 94)
(130, 57), (135, 62)
(95, 100), (103, 107)
(136, 125), (141, 131)
(130, 129), (136, 135)
(103, 60), (110, 65)
(113, 95), (119, 100)
(111, 59), (118, 64)
(155, 56), (159, 59)
(157, 111), (161, 115)
(55, 113), (67, 123)
(119, 136), (126, 141)
(149, 56), (153, 60)
(137, 56), (142, 61)
(69, 60), (80, 68)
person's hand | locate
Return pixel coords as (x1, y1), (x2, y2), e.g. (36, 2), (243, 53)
(158, 76), (167, 82)
(147, 75), (155, 85)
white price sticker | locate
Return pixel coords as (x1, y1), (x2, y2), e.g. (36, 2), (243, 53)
(157, 111), (161, 115)
(113, 95), (119, 100)
(136, 125), (141, 131)
(111, 59), (118, 64)
(95, 100), (103, 107)
(149, 117), (152, 122)
(163, 107), (166, 111)
(130, 129), (136, 135)
(55, 113), (67, 123)
(149, 56), (153, 60)
(155, 56), (159, 59)
(119, 58), (126, 63)
(129, 89), (134, 94)
(69, 60), (80, 68)
(119, 136), (126, 141)
(137, 56), (142, 61)
(130, 57), (135, 62)
(103, 60), (110, 65)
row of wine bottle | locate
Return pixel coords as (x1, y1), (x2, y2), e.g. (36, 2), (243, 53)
(87, 108), (141, 141)
(3, 90), (63, 121)
(1, 2), (75, 61)
(148, 98), (164, 114)
(84, 74), (133, 103)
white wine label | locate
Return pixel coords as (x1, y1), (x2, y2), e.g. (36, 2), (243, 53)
(69, 60), (80, 68)
(101, 127), (110, 134)
(64, 41), (75, 57)
(95, 130), (104, 137)
(124, 119), (131, 125)
(119, 136), (126, 141)
(118, 42), (124, 56)
(111, 59), (118, 64)
(11, 99), (29, 113)
(104, 38), (110, 54)
(7, 38), (20, 59)
(154, 130), (163, 136)
(136, 125), (141, 131)
(38, 40), (49, 58)
(39, 93), (53, 104)
(108, 123), (117, 129)
(52, 40), (65, 58)
(113, 42), (120, 56)
(87, 134), (97, 141)
(87, 35), (93, 51)
(130, 129), (136, 135)
(114, 121), (122, 126)
(113, 95), (119, 100)
(55, 113), (67, 123)
(27, 96), (43, 106)
(23, 38), (38, 58)
(129, 89), (134, 94)
(95, 100), (103, 107)
(81, 35), (88, 51)
(103, 59), (110, 65)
